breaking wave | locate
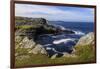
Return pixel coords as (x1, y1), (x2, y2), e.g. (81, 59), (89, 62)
(53, 24), (66, 30)
(53, 38), (75, 44)
(54, 24), (85, 35)
(74, 30), (85, 35)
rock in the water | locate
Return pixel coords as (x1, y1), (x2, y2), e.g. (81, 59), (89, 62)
(28, 44), (47, 55)
(76, 32), (94, 46)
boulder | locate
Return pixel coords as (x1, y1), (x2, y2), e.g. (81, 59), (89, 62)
(15, 35), (23, 43)
(16, 36), (36, 49)
(15, 35), (23, 49)
(28, 44), (47, 55)
(20, 37), (36, 48)
(76, 32), (94, 46)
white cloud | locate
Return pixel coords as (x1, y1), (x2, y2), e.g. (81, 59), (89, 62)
(15, 4), (94, 22)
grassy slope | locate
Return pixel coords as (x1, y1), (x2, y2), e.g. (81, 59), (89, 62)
(15, 45), (95, 67)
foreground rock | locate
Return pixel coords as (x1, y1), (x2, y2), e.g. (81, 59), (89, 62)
(15, 36), (36, 49)
(15, 35), (47, 55)
(75, 32), (94, 46)
(28, 44), (47, 55)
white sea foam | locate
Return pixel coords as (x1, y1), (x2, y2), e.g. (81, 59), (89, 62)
(54, 24), (66, 30)
(44, 44), (52, 47)
(53, 24), (85, 35)
(46, 47), (57, 51)
(46, 47), (52, 50)
(58, 25), (66, 30)
(53, 38), (75, 44)
(74, 30), (85, 35)
(52, 34), (65, 38)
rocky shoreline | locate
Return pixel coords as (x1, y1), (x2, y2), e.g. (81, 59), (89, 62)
(15, 17), (95, 59)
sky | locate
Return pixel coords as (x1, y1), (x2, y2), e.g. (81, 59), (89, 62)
(15, 3), (94, 22)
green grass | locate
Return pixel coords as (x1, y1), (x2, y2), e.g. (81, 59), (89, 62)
(15, 45), (95, 67)
(15, 52), (79, 67)
(16, 25), (34, 29)
(16, 20), (26, 23)
(75, 45), (95, 62)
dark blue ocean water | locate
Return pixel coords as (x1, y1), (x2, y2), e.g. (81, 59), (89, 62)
(50, 21), (94, 34)
(38, 21), (94, 57)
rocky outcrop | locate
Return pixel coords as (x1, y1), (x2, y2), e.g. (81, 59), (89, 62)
(28, 44), (47, 55)
(75, 32), (94, 46)
(15, 35), (47, 55)
(15, 35), (36, 49)
(19, 37), (35, 48)
(15, 17), (75, 35)
(15, 17), (48, 27)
